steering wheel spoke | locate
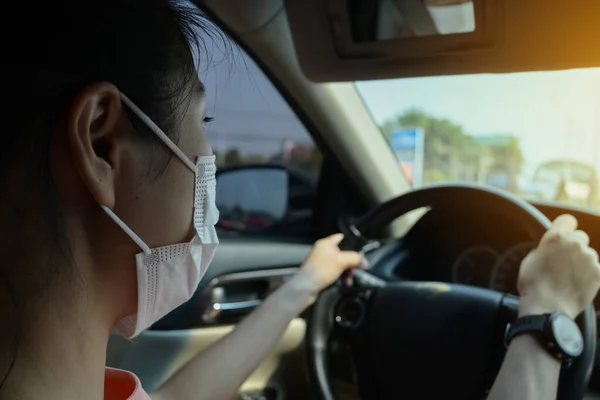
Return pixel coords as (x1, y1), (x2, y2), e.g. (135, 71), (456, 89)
(499, 294), (520, 329)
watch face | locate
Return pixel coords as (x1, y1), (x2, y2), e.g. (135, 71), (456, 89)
(551, 313), (584, 357)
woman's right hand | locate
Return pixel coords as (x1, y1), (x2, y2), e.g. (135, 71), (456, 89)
(517, 214), (600, 318)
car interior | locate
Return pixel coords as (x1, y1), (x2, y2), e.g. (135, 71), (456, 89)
(106, 1), (600, 399)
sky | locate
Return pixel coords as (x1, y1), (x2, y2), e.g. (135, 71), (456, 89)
(356, 68), (600, 178)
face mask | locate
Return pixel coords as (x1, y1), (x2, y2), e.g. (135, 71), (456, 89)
(101, 93), (220, 339)
(426, 1), (475, 35)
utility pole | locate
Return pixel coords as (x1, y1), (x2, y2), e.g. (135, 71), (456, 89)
(591, 81), (600, 208)
(592, 91), (600, 175)
(282, 139), (295, 163)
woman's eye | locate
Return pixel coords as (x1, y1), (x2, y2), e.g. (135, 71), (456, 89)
(202, 116), (214, 126)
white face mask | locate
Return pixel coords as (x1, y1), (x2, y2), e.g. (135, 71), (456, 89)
(102, 93), (219, 339)
(426, 1), (476, 35)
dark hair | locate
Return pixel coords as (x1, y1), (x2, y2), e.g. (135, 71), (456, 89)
(0, 0), (227, 390)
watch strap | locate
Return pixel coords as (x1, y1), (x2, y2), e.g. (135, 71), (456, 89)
(504, 312), (580, 362)
(504, 314), (549, 345)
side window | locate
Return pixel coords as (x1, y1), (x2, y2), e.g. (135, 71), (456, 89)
(200, 45), (321, 238)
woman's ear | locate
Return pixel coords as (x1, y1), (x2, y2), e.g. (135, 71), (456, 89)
(65, 82), (124, 209)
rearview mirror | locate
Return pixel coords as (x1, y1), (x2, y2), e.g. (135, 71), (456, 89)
(351, 0), (476, 42)
(286, 0), (600, 82)
(215, 165), (317, 238)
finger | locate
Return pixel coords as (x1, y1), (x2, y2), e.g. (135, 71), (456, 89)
(337, 250), (363, 268)
(547, 214), (578, 234)
(327, 233), (344, 246)
(584, 248), (600, 280)
(541, 215), (578, 244)
(587, 247), (599, 263)
(521, 249), (536, 264)
(571, 230), (590, 247)
(359, 253), (371, 269)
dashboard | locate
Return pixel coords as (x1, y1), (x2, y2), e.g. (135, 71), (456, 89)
(381, 202), (600, 303)
(452, 242), (535, 294)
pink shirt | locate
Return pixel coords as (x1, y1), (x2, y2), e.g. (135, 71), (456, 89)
(104, 368), (151, 400)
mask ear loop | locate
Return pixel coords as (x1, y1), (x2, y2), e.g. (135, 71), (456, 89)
(101, 206), (152, 256)
(119, 92), (196, 173)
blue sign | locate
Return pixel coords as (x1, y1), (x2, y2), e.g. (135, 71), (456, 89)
(390, 128), (424, 187)
(391, 128), (419, 150)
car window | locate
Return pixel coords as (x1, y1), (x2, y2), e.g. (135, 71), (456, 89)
(355, 68), (600, 211)
(199, 42), (321, 238)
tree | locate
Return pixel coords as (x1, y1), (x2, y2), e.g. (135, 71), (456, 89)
(382, 108), (524, 190)
(485, 136), (524, 192)
(224, 148), (242, 165)
(382, 108), (483, 184)
(295, 147), (323, 179)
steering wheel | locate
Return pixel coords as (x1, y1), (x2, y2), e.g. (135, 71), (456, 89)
(307, 184), (596, 400)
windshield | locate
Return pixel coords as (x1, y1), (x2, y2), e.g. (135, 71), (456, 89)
(356, 68), (600, 212)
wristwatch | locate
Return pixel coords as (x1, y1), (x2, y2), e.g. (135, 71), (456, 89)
(504, 311), (584, 361)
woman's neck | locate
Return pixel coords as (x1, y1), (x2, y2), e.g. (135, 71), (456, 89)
(0, 288), (111, 400)
(0, 214), (138, 400)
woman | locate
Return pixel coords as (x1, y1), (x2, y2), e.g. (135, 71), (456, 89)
(0, 1), (599, 400)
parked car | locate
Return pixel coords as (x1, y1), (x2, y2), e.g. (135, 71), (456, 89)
(523, 160), (598, 207)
